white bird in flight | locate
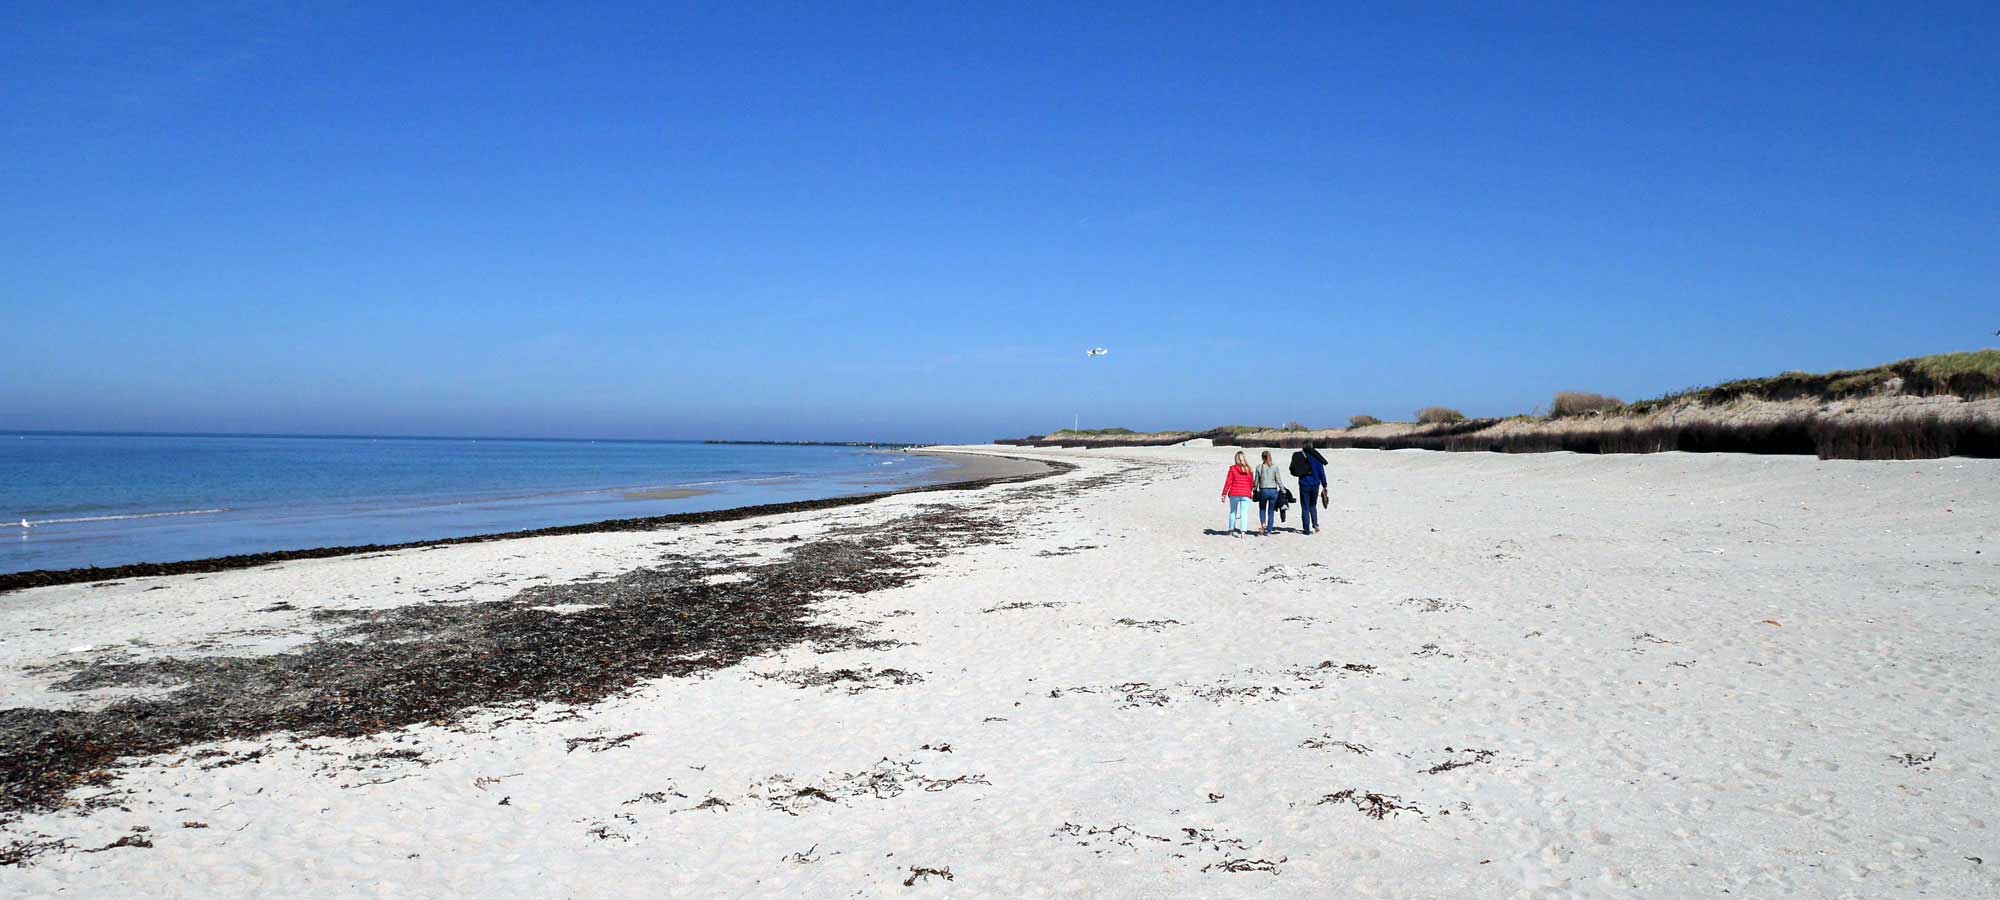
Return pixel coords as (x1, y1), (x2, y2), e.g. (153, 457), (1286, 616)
(1086, 347), (1109, 357)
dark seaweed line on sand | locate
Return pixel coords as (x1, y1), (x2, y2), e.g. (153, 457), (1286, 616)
(0, 465), (1131, 823)
(0, 457), (1072, 595)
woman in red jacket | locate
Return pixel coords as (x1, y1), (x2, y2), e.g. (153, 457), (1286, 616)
(1220, 450), (1256, 537)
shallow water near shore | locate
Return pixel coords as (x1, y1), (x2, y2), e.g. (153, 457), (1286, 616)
(0, 433), (953, 573)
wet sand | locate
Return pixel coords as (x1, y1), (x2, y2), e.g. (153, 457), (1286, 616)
(907, 449), (1057, 484)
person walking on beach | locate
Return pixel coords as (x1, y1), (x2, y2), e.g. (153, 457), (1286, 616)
(1253, 450), (1286, 536)
(1288, 441), (1329, 535)
(1221, 451), (1256, 537)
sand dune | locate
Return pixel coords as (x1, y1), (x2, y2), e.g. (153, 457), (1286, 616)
(2, 446), (1995, 897)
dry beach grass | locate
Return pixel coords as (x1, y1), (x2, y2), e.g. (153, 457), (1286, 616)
(1008, 351), (2000, 460)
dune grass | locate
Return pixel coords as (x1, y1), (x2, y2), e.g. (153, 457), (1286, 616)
(1629, 350), (2000, 412)
(1907, 350), (2000, 383)
(1015, 349), (2000, 459)
(1551, 391), (1622, 416)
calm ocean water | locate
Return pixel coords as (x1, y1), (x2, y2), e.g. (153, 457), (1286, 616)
(0, 433), (951, 574)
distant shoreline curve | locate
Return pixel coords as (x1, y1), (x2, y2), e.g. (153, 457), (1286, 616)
(0, 452), (1067, 595)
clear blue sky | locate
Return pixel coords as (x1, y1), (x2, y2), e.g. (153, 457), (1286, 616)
(3, 2), (1995, 441)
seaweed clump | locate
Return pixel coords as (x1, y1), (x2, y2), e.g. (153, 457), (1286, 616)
(0, 505), (1012, 817)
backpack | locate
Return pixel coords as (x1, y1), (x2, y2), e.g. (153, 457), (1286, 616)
(1288, 451), (1311, 478)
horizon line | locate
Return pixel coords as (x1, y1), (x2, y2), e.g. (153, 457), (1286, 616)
(0, 429), (947, 446)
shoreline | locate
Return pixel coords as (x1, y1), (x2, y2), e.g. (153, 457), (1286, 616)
(904, 448), (1053, 485)
(1, 444), (1994, 894)
(0, 451), (1063, 595)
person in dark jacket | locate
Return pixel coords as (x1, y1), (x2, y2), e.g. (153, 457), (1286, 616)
(1288, 442), (1329, 535)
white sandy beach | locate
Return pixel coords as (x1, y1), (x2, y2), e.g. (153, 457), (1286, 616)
(2, 444), (1996, 898)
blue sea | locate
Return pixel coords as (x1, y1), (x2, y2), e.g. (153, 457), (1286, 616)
(0, 433), (952, 574)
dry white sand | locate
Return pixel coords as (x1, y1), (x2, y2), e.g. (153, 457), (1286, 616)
(2, 445), (1996, 898)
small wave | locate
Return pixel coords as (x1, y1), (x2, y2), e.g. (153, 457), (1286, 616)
(18, 508), (230, 527)
(591, 474), (799, 492)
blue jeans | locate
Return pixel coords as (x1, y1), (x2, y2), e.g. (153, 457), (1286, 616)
(1255, 488), (1280, 529)
(1227, 497), (1253, 532)
(1298, 477), (1320, 533)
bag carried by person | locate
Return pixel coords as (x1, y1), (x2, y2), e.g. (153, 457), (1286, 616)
(1288, 451), (1312, 478)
